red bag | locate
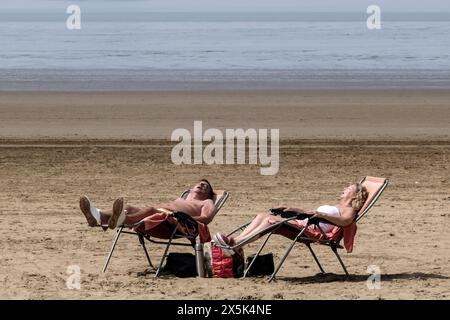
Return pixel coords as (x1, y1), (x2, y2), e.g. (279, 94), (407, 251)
(203, 241), (244, 278)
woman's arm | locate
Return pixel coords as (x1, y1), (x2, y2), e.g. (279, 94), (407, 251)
(312, 207), (355, 227)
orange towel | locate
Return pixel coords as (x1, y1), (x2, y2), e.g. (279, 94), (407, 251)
(321, 222), (357, 253)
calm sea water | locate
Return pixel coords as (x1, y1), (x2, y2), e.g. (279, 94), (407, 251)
(1, 12), (449, 89)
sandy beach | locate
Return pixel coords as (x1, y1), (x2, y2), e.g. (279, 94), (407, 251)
(1, 90), (449, 141)
(0, 90), (449, 299)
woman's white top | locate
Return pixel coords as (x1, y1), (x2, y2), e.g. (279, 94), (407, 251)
(315, 205), (340, 233)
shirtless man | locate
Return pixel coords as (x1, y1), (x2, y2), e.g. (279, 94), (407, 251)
(79, 179), (217, 229)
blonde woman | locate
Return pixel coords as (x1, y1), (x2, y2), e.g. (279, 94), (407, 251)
(214, 183), (368, 254)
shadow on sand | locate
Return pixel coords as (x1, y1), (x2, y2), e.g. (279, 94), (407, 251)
(276, 272), (449, 284)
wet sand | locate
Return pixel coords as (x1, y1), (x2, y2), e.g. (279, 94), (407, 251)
(0, 90), (449, 141)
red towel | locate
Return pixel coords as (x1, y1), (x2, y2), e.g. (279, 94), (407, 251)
(197, 223), (212, 243)
(133, 211), (211, 243)
(342, 222), (357, 253)
(288, 219), (358, 253)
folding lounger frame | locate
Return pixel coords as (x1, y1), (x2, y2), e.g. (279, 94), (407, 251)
(226, 176), (388, 282)
(102, 190), (229, 277)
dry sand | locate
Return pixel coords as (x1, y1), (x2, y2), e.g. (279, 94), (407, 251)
(0, 90), (449, 300)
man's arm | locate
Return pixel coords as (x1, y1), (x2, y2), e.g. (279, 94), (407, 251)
(194, 199), (216, 225)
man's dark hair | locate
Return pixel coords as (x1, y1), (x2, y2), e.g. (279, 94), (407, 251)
(200, 179), (215, 199)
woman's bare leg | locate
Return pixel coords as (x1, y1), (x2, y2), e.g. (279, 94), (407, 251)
(233, 213), (270, 242)
(234, 215), (284, 244)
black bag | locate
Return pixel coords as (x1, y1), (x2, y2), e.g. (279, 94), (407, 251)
(164, 253), (197, 278)
(245, 253), (275, 277)
(233, 248), (245, 278)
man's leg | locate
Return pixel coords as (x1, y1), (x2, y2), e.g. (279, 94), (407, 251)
(124, 207), (160, 224)
(100, 204), (142, 224)
(124, 204), (141, 215)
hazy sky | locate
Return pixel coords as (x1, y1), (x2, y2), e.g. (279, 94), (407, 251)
(2, 0), (450, 12)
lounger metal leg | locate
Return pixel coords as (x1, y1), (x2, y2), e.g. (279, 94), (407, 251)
(102, 226), (124, 273)
(138, 234), (155, 270)
(306, 243), (325, 274)
(331, 246), (349, 278)
(155, 222), (179, 278)
(268, 227), (307, 282)
(243, 232), (273, 278)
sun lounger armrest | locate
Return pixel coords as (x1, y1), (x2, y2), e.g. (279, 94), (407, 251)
(270, 209), (339, 226)
(172, 211), (199, 227)
(270, 208), (312, 220)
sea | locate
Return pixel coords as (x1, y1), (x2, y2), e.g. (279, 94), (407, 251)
(1, 10), (449, 90)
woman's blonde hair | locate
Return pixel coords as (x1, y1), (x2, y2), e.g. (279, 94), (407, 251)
(352, 183), (369, 211)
